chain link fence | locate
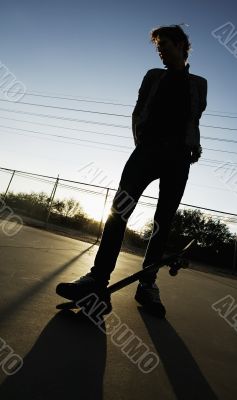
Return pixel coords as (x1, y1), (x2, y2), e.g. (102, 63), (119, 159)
(1, 166), (237, 274)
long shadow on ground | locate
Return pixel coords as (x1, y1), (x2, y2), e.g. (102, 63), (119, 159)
(0, 311), (107, 400)
(0, 244), (95, 323)
(138, 307), (218, 400)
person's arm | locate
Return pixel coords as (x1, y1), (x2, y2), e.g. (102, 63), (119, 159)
(198, 77), (208, 117)
(188, 78), (208, 163)
(132, 71), (152, 146)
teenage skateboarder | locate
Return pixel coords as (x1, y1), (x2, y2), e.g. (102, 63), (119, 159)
(56, 24), (208, 318)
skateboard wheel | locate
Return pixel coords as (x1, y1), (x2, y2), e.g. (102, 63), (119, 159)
(169, 268), (177, 276)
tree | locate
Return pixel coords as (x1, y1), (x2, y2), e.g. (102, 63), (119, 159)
(62, 198), (83, 218)
(142, 209), (235, 248)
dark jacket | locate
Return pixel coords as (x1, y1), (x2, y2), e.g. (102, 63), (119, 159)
(132, 63), (208, 150)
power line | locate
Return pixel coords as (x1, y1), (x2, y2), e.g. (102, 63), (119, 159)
(0, 124), (131, 149)
(201, 124), (237, 132)
(203, 147), (237, 155)
(1, 97), (237, 121)
(1, 115), (237, 138)
(0, 129), (130, 154)
(0, 116), (130, 139)
(0, 106), (236, 159)
(198, 163), (233, 169)
(205, 109), (237, 116)
(202, 136), (237, 144)
(2, 90), (237, 118)
(202, 158), (237, 165)
(204, 113), (237, 119)
(1, 131), (237, 168)
(1, 123), (237, 150)
(1, 90), (133, 107)
(1, 124), (237, 157)
(0, 107), (131, 128)
(0, 98), (131, 118)
(1, 106), (237, 133)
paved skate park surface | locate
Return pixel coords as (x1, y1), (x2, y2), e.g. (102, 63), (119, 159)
(0, 224), (237, 400)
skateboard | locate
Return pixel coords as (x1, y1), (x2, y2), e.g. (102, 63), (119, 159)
(56, 238), (195, 311)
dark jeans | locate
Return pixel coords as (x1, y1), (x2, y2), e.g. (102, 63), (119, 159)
(90, 142), (191, 285)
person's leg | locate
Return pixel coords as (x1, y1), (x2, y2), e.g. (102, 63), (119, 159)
(90, 145), (160, 284)
(140, 156), (190, 284)
(56, 145), (161, 301)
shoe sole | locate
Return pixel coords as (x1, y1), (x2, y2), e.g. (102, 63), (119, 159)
(56, 282), (107, 301)
(57, 299), (112, 315)
(135, 293), (166, 319)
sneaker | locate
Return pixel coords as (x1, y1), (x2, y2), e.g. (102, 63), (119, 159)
(135, 282), (166, 318)
(56, 272), (110, 303)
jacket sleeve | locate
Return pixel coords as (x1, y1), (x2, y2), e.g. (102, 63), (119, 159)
(185, 77), (208, 149)
(199, 78), (208, 115)
(132, 71), (152, 146)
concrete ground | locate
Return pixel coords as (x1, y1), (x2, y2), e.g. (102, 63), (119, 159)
(0, 223), (237, 400)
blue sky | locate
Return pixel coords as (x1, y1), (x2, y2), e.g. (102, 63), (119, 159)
(0, 0), (237, 230)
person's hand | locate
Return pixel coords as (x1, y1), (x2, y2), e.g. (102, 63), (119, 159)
(190, 144), (202, 164)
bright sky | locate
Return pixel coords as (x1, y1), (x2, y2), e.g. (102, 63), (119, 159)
(0, 0), (237, 232)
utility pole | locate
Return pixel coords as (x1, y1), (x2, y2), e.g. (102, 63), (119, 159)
(232, 234), (237, 274)
(3, 170), (16, 201)
(45, 175), (59, 226)
(96, 188), (109, 243)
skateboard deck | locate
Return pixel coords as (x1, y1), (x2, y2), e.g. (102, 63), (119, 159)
(56, 238), (195, 311)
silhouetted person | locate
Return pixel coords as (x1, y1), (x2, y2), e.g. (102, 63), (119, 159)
(56, 24), (208, 318)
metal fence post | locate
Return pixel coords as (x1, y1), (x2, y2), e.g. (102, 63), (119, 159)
(95, 187), (110, 243)
(232, 235), (237, 274)
(45, 175), (59, 225)
(3, 170), (16, 201)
